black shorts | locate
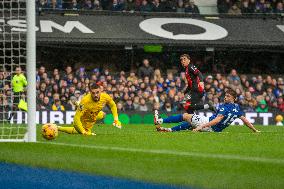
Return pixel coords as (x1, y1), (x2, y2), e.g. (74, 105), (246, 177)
(190, 92), (203, 104)
(13, 92), (22, 104)
(183, 92), (204, 114)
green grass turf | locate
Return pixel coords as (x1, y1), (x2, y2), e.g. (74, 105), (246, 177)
(0, 123), (27, 139)
(0, 124), (284, 189)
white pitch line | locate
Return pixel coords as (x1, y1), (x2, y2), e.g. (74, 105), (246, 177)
(38, 142), (284, 165)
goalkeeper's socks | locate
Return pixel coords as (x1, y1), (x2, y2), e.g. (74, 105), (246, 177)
(171, 122), (191, 132)
(163, 114), (183, 123)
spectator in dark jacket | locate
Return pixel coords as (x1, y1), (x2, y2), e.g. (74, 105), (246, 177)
(138, 59), (154, 79)
(160, 0), (174, 12)
(39, 96), (51, 110)
(70, 0), (81, 10)
(241, 0), (254, 14)
(217, 0), (231, 13)
(111, 0), (124, 11)
(125, 0), (137, 11)
(47, 0), (62, 10)
(274, 2), (284, 13)
(101, 0), (111, 10)
(125, 99), (135, 111)
(185, 0), (200, 14)
(83, 0), (94, 9)
(140, 0), (152, 12)
(38, 0), (49, 11)
(152, 0), (162, 12)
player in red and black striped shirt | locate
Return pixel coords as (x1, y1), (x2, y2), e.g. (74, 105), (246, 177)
(180, 54), (215, 113)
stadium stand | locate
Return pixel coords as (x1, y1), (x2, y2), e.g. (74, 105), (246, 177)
(1, 59), (283, 113)
(36, 0), (284, 14)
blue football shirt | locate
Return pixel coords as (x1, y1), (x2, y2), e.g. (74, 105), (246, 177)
(209, 103), (244, 132)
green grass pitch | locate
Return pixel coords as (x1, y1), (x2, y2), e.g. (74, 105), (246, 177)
(0, 124), (284, 189)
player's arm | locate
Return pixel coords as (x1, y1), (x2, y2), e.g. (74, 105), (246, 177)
(108, 98), (118, 120)
(21, 74), (28, 87)
(240, 116), (260, 132)
(107, 97), (121, 128)
(70, 96), (80, 110)
(190, 65), (204, 90)
(183, 88), (191, 102)
(184, 86), (190, 95)
(193, 115), (224, 132)
(193, 68), (204, 81)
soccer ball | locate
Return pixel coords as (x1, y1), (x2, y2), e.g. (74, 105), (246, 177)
(42, 123), (58, 140)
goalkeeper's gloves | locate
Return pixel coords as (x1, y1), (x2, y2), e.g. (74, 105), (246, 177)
(70, 96), (80, 109)
(113, 120), (122, 129)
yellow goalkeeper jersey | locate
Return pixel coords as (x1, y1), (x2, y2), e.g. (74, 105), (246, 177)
(73, 92), (118, 133)
(12, 74), (27, 93)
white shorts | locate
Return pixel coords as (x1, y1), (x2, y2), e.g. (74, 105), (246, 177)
(190, 114), (213, 132)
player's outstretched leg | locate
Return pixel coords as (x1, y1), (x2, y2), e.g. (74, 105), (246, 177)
(57, 125), (96, 135)
(156, 126), (172, 132)
(154, 110), (191, 132)
(154, 110), (163, 125)
(57, 126), (78, 134)
(154, 110), (167, 131)
(154, 110), (171, 132)
(156, 122), (192, 132)
(154, 110), (184, 124)
(171, 122), (192, 131)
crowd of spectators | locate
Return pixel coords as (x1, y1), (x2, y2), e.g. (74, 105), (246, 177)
(37, 0), (200, 13)
(1, 58), (283, 114)
(2, 0), (283, 15)
(218, 0), (284, 15)
(36, 0), (284, 14)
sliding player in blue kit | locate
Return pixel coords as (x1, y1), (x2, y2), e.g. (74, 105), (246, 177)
(154, 89), (260, 133)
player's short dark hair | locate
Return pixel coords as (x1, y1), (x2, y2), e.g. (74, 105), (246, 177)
(89, 82), (100, 90)
(180, 54), (191, 60)
(15, 66), (22, 70)
(225, 88), (237, 99)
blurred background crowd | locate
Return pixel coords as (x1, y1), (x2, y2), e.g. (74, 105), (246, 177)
(217, 0), (284, 14)
(1, 58), (283, 114)
(36, 0), (284, 14)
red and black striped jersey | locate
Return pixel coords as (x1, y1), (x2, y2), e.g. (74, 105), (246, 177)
(185, 64), (204, 94)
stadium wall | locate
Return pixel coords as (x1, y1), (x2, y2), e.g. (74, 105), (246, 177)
(3, 13), (284, 49)
(35, 14), (283, 49)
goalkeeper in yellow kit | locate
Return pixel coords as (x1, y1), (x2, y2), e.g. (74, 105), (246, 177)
(58, 83), (122, 136)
